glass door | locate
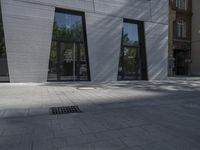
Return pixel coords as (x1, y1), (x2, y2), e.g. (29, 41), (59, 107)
(60, 42), (75, 81)
(48, 9), (90, 81)
(119, 47), (140, 80)
(59, 42), (89, 81)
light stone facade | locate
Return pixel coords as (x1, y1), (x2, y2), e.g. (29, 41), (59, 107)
(1, 0), (168, 82)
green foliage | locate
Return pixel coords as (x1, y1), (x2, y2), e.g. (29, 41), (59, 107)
(52, 21), (84, 42)
(123, 47), (137, 73)
(122, 33), (139, 46)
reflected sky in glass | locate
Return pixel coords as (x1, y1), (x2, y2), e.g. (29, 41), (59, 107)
(123, 23), (139, 46)
(55, 12), (82, 29)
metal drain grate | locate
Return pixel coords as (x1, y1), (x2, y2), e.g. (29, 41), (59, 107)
(49, 106), (81, 115)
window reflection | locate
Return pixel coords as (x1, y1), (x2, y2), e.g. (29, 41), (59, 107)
(123, 23), (139, 47)
(118, 21), (141, 80)
(53, 12), (84, 42)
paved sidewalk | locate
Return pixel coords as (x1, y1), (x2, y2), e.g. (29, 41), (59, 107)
(0, 79), (200, 150)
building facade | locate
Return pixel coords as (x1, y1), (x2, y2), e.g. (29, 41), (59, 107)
(0, 0), (168, 83)
(169, 0), (192, 76)
(191, 0), (200, 75)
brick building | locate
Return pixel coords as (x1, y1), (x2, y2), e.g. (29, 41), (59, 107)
(169, 0), (192, 76)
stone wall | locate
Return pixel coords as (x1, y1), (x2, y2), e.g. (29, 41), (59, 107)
(1, 0), (168, 82)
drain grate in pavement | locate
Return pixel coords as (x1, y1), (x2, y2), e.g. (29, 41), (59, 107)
(49, 106), (81, 115)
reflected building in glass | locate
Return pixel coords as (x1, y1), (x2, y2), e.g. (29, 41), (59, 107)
(0, 0), (168, 82)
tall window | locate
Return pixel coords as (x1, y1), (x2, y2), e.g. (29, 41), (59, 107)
(176, 19), (186, 38)
(0, 3), (9, 82)
(175, 0), (187, 10)
(48, 9), (90, 81)
(118, 19), (147, 80)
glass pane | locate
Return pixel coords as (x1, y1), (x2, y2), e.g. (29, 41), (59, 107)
(0, 3), (9, 82)
(53, 12), (84, 42)
(123, 47), (139, 80)
(123, 22), (139, 47)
